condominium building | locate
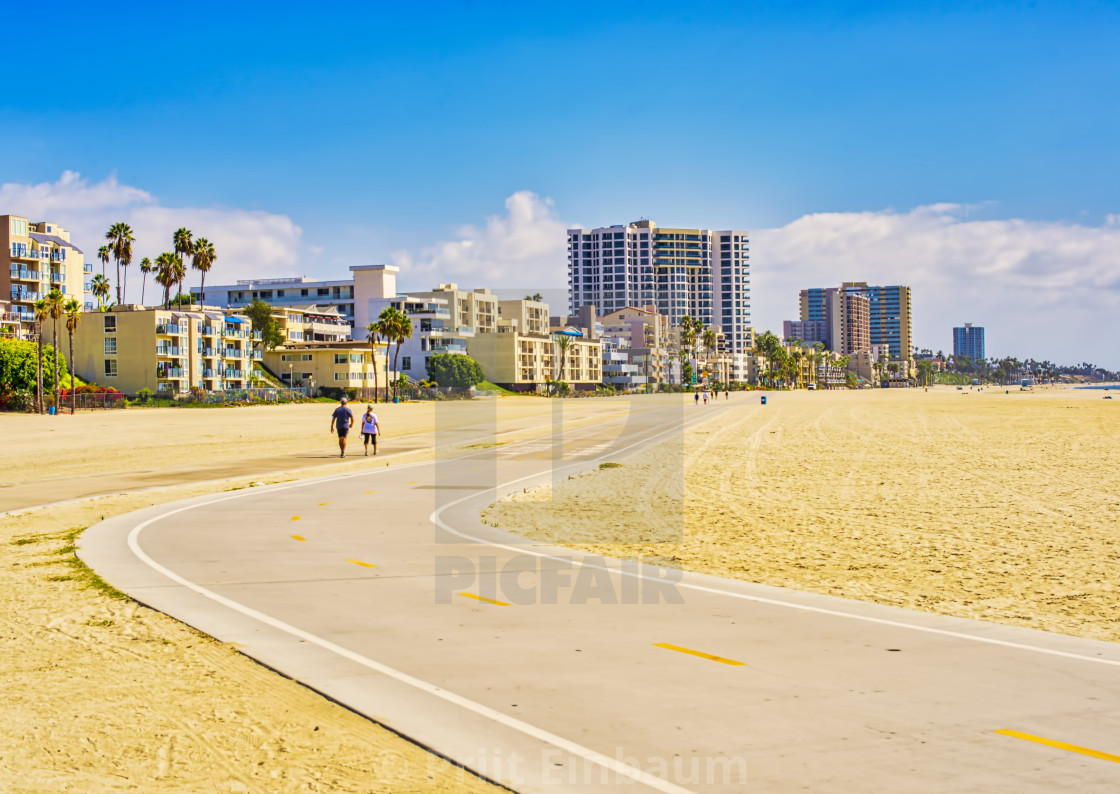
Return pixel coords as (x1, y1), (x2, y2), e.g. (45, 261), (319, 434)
(273, 304), (351, 345)
(359, 273), (501, 382)
(953, 323), (985, 361)
(798, 282), (911, 361)
(71, 306), (259, 394)
(566, 220), (752, 353)
(197, 277), (357, 328)
(3, 215), (89, 339)
(600, 305), (671, 386)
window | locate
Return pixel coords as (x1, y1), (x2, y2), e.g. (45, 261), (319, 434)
(104, 359), (117, 377)
(402, 356), (411, 370)
(334, 353), (347, 364)
(103, 337), (117, 354)
(103, 315), (116, 332)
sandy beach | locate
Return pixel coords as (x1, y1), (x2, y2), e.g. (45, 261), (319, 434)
(1, 396), (628, 793)
(485, 386), (1120, 643)
(3, 386), (1118, 790)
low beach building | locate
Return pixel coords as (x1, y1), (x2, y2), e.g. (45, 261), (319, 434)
(263, 339), (393, 396)
(71, 305), (259, 394)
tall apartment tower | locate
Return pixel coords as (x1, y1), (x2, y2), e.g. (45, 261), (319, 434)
(2, 215), (88, 339)
(953, 323), (985, 361)
(567, 220), (752, 352)
(799, 281), (911, 360)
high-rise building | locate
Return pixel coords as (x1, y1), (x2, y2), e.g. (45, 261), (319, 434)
(953, 323), (985, 361)
(798, 281), (911, 361)
(2, 215), (89, 339)
(566, 220), (752, 353)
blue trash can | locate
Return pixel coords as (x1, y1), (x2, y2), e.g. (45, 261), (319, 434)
(48, 405), (56, 415)
(761, 395), (767, 405)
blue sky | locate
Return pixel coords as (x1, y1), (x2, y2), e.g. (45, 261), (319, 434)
(3, 1), (1119, 364)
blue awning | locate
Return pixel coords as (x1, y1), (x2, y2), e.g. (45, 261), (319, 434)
(224, 316), (245, 324)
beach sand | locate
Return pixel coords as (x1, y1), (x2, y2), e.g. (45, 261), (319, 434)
(0, 396), (627, 792)
(484, 386), (1120, 643)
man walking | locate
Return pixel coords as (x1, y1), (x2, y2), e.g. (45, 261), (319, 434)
(330, 396), (354, 458)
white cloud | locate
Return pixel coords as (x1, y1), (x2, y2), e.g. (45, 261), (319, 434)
(0, 172), (303, 292)
(391, 191), (571, 290)
(753, 204), (1120, 366)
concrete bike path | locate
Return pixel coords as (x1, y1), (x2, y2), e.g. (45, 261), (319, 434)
(78, 397), (1120, 792)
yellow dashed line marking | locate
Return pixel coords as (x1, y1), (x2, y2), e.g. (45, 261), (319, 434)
(346, 559), (376, 568)
(318, 502), (331, 507)
(365, 490), (377, 494)
(460, 592), (510, 606)
(291, 535), (306, 542)
(654, 643), (746, 666)
(406, 481), (416, 485)
(995, 730), (1120, 763)
(291, 515), (301, 521)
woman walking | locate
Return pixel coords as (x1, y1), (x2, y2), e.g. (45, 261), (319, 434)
(361, 405), (380, 456)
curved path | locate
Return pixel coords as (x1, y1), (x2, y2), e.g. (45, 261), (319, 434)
(80, 396), (1120, 792)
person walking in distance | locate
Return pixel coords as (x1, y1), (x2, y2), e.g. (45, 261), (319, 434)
(330, 396), (354, 458)
(361, 404), (380, 456)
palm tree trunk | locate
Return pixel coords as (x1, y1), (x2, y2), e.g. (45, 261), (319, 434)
(141, 274), (146, 305)
(36, 327), (44, 414)
(393, 341), (403, 400)
(69, 330), (76, 415)
(371, 338), (380, 403)
(52, 319), (60, 409)
(115, 258), (121, 306)
(200, 272), (206, 307)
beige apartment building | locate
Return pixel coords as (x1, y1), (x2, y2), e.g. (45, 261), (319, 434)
(465, 297), (600, 391)
(264, 340), (393, 394)
(71, 306), (259, 394)
(600, 305), (671, 386)
(3, 215), (88, 339)
(273, 304), (351, 345)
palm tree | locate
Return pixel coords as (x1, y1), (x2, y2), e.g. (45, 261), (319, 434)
(34, 298), (50, 413)
(366, 321), (384, 402)
(173, 228), (194, 304)
(47, 288), (65, 409)
(387, 309), (413, 398)
(191, 237), (216, 306)
(702, 328), (717, 356)
(91, 274), (111, 311)
(139, 257), (153, 305)
(97, 245), (110, 277)
(106, 222), (135, 306)
(554, 333), (573, 392)
(64, 299), (81, 414)
(154, 252), (184, 308)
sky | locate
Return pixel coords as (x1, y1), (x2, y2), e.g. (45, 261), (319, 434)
(3, 1), (1118, 366)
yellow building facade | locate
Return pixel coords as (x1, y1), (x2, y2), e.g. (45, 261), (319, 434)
(72, 306), (259, 394)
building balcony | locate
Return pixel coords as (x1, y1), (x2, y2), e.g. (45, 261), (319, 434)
(223, 347), (243, 358)
(10, 246), (37, 261)
(49, 273), (63, 284)
(200, 325), (217, 336)
(156, 323), (186, 335)
(155, 345), (182, 357)
(203, 368), (218, 378)
(10, 268), (40, 282)
(223, 369), (246, 379)
(250, 349), (263, 360)
(157, 367), (184, 379)
(83, 263), (93, 274)
(250, 330), (262, 340)
(10, 289), (39, 302)
(223, 328), (249, 339)
(201, 346), (217, 357)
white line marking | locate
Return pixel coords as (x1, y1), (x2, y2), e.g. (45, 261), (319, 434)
(119, 409), (696, 794)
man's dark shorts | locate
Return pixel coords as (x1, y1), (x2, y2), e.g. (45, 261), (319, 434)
(337, 427), (350, 438)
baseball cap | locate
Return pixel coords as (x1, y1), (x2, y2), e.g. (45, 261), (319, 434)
(340, 397), (347, 403)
